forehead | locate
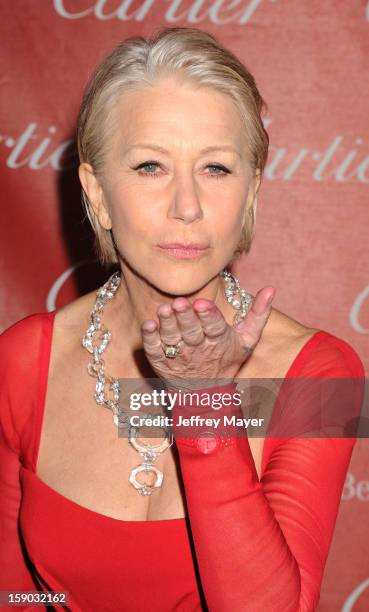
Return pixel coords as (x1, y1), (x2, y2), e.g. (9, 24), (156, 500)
(110, 79), (246, 152)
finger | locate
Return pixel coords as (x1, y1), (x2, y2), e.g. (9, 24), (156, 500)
(192, 299), (228, 338)
(141, 320), (163, 358)
(235, 286), (275, 348)
(157, 303), (182, 345)
(250, 287), (275, 316)
(171, 298), (205, 346)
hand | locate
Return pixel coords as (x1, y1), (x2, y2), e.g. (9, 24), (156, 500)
(140, 285), (276, 387)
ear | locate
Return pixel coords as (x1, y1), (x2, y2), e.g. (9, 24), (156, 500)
(78, 163), (112, 230)
(242, 168), (261, 226)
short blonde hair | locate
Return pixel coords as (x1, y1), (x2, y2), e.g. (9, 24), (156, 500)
(76, 26), (269, 266)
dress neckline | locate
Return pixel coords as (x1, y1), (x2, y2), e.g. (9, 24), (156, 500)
(29, 309), (328, 525)
(23, 466), (186, 526)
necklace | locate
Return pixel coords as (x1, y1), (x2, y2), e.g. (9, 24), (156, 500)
(81, 269), (254, 496)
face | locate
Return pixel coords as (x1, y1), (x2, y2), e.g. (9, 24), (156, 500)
(79, 77), (260, 296)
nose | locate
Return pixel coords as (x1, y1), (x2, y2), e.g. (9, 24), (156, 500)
(167, 170), (204, 224)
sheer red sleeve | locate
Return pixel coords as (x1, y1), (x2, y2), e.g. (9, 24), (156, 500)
(171, 333), (365, 612)
(0, 314), (50, 596)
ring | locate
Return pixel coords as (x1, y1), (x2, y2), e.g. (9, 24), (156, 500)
(161, 340), (183, 359)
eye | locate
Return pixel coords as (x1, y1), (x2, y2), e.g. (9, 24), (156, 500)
(133, 161), (231, 179)
(205, 164), (230, 178)
(134, 161), (162, 177)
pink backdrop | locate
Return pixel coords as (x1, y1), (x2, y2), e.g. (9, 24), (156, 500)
(1, 2), (368, 609)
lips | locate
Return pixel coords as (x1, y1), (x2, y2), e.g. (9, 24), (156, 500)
(157, 243), (209, 249)
(156, 243), (209, 259)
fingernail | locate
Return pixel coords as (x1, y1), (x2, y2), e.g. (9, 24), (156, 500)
(196, 306), (212, 314)
(194, 300), (214, 313)
(267, 292), (275, 306)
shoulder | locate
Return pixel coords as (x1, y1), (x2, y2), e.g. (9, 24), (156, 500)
(294, 329), (365, 378)
(245, 306), (320, 378)
(0, 310), (56, 400)
(48, 290), (97, 365)
(0, 287), (96, 380)
(248, 306), (365, 379)
(0, 294), (96, 453)
(52, 289), (96, 334)
(0, 311), (54, 339)
(0, 311), (55, 370)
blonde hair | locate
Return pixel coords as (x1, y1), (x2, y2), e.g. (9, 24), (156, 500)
(76, 26), (269, 266)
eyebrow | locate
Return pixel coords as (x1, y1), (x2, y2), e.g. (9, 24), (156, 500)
(126, 143), (241, 157)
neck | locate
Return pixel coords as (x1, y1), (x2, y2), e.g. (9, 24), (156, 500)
(106, 263), (237, 355)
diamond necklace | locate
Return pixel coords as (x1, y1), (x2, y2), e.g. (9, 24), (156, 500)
(81, 269), (254, 496)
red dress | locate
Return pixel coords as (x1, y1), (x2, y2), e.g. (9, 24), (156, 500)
(0, 311), (365, 612)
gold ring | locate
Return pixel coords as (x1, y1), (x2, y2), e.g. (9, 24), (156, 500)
(161, 340), (183, 359)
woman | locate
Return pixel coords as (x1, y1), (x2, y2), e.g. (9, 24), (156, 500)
(0, 26), (365, 612)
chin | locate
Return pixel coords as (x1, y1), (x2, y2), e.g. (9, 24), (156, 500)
(149, 266), (223, 298)
(121, 249), (228, 296)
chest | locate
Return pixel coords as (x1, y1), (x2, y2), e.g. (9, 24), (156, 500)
(36, 345), (194, 520)
(36, 326), (311, 521)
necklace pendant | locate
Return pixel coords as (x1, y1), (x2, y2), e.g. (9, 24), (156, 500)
(129, 463), (164, 496)
(127, 417), (173, 495)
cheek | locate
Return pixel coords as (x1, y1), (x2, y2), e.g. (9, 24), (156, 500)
(106, 183), (154, 236)
(208, 213), (244, 253)
(212, 198), (245, 233)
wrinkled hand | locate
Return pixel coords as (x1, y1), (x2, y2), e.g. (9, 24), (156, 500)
(140, 285), (276, 387)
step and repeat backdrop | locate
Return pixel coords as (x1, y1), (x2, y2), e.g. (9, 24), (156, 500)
(1, 1), (368, 609)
